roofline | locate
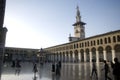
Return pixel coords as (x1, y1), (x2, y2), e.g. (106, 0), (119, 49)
(44, 29), (120, 49)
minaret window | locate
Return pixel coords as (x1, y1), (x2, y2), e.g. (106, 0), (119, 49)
(75, 30), (79, 33)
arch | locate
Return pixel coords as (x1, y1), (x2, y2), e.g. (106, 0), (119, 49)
(117, 35), (120, 42)
(59, 52), (62, 61)
(105, 46), (112, 61)
(70, 51), (73, 62)
(114, 44), (120, 59)
(86, 48), (90, 62)
(104, 38), (107, 44)
(113, 36), (116, 42)
(91, 47), (96, 61)
(98, 46), (104, 62)
(63, 52), (65, 62)
(74, 50), (79, 62)
(80, 49), (84, 62)
(100, 39), (103, 44)
(66, 51), (69, 62)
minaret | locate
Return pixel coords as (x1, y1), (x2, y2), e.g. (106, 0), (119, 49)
(0, 0), (7, 79)
(73, 6), (86, 39)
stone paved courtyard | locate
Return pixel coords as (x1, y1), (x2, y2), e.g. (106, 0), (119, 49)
(1, 62), (114, 80)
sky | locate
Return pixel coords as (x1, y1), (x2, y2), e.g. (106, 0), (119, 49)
(4, 0), (120, 49)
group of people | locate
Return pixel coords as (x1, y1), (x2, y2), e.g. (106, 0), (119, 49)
(52, 61), (61, 75)
(91, 57), (120, 80)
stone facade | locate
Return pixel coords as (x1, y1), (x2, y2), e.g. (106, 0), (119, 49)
(4, 47), (39, 62)
(44, 30), (120, 63)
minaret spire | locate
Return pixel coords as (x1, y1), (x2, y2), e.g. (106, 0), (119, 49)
(73, 5), (86, 39)
(76, 5), (81, 22)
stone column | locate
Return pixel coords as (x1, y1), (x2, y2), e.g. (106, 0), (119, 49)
(96, 51), (99, 63)
(103, 50), (107, 60)
(84, 52), (87, 62)
(64, 53), (66, 62)
(61, 53), (64, 62)
(68, 53), (70, 62)
(89, 51), (92, 62)
(72, 53), (75, 63)
(112, 49), (116, 62)
(51, 54), (53, 62)
(78, 52), (81, 62)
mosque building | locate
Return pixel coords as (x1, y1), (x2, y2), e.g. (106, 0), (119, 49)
(0, 3), (120, 63)
(43, 6), (120, 63)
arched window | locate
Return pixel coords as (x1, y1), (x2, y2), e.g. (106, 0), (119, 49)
(82, 43), (84, 47)
(100, 39), (103, 44)
(113, 36), (116, 42)
(94, 40), (96, 46)
(79, 43), (81, 48)
(87, 41), (89, 47)
(97, 39), (99, 45)
(74, 44), (76, 49)
(91, 41), (93, 46)
(76, 44), (78, 48)
(104, 38), (107, 44)
(85, 42), (87, 47)
(117, 35), (120, 42)
(108, 37), (111, 43)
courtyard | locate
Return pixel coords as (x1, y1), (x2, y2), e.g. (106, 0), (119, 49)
(1, 62), (114, 80)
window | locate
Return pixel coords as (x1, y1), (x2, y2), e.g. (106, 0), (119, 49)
(113, 36), (116, 42)
(97, 40), (99, 45)
(80, 43), (81, 48)
(91, 41), (93, 46)
(82, 43), (84, 47)
(104, 38), (107, 44)
(87, 41), (89, 47)
(85, 42), (87, 47)
(108, 37), (111, 43)
(76, 44), (78, 48)
(100, 39), (103, 44)
(94, 40), (96, 46)
(74, 44), (76, 49)
(117, 35), (120, 42)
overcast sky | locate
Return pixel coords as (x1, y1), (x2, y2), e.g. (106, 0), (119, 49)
(4, 0), (120, 49)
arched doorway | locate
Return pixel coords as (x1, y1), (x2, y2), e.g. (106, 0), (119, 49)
(70, 51), (73, 62)
(66, 51), (69, 62)
(86, 49), (90, 62)
(98, 47), (104, 62)
(80, 49), (84, 62)
(106, 46), (112, 61)
(114, 44), (120, 60)
(74, 50), (79, 63)
(91, 48), (96, 61)
(63, 52), (65, 62)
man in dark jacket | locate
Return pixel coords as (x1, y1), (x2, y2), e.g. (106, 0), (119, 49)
(102, 60), (112, 80)
(111, 57), (120, 80)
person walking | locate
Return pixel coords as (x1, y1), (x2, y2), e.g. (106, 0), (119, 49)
(58, 61), (61, 70)
(52, 62), (55, 73)
(101, 60), (112, 80)
(90, 59), (98, 80)
(111, 57), (120, 80)
(56, 62), (60, 75)
(15, 59), (21, 75)
(33, 63), (38, 77)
